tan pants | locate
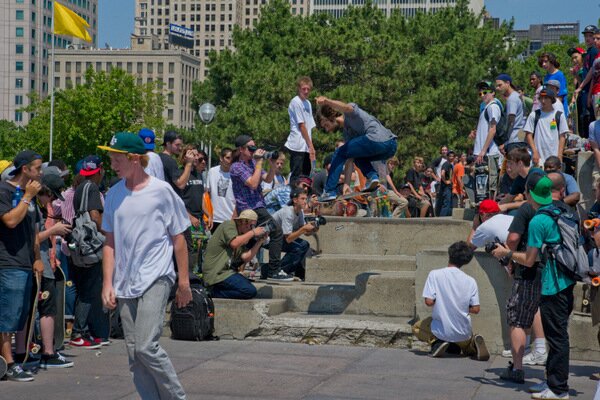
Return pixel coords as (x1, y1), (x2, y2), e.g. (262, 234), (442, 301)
(387, 191), (409, 217)
(412, 317), (477, 356)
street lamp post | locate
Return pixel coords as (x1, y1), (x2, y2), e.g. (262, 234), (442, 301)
(198, 103), (216, 170)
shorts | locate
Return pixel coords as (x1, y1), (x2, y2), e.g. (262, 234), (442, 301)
(506, 278), (541, 329)
(0, 268), (33, 332)
(38, 277), (57, 317)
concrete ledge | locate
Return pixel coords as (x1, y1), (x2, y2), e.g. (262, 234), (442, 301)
(569, 313), (600, 361)
(346, 271), (415, 317)
(305, 254), (416, 283)
(255, 282), (357, 314)
(212, 298), (288, 340)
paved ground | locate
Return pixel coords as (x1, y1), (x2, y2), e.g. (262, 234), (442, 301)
(3, 338), (600, 399)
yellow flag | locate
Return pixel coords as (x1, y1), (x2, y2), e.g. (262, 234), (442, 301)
(54, 2), (92, 42)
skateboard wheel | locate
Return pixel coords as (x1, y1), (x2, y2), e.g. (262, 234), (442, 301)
(65, 328), (72, 336)
(593, 277), (600, 287)
(583, 299), (590, 306)
(40, 291), (50, 300)
(333, 201), (345, 216)
(66, 280), (73, 287)
(346, 201), (358, 217)
(31, 344), (40, 354)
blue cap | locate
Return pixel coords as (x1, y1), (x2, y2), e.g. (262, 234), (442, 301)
(495, 73), (512, 83)
(138, 128), (155, 150)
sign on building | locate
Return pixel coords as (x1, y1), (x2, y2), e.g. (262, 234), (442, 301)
(169, 24), (194, 49)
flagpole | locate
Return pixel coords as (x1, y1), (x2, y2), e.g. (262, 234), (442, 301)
(49, 3), (56, 161)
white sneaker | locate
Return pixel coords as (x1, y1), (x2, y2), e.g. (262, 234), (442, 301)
(501, 349), (512, 358)
(529, 381), (549, 393)
(530, 387), (569, 399)
(523, 350), (547, 366)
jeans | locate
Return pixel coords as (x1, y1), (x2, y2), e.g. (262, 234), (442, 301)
(72, 261), (109, 339)
(287, 148), (311, 180)
(435, 185), (453, 217)
(254, 207), (283, 277)
(119, 277), (186, 400)
(540, 284), (574, 395)
(325, 136), (397, 194)
(281, 238), (310, 279)
(211, 273), (257, 299)
(0, 268), (32, 332)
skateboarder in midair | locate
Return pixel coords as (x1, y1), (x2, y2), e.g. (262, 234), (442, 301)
(315, 97), (398, 202)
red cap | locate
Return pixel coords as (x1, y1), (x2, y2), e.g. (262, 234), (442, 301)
(478, 199), (500, 214)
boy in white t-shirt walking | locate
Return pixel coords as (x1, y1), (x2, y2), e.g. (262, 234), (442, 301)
(99, 132), (193, 400)
(285, 76), (316, 179)
(412, 241), (490, 361)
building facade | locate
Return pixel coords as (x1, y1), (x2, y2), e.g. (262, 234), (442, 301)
(0, 0), (98, 125)
(53, 46), (200, 129)
(310, 0), (483, 18)
(513, 23), (580, 56)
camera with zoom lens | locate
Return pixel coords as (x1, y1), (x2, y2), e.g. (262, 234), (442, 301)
(305, 215), (327, 228)
(484, 237), (510, 266)
(262, 150), (279, 160)
(259, 219), (277, 235)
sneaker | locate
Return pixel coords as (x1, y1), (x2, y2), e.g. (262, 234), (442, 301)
(529, 381), (549, 393)
(90, 336), (111, 346)
(474, 335), (490, 361)
(4, 364), (34, 382)
(267, 270), (294, 282)
(523, 350), (547, 366)
(40, 353), (74, 369)
(530, 388), (569, 399)
(499, 362), (525, 384)
(318, 192), (337, 202)
(69, 337), (102, 349)
(12, 353), (40, 368)
(430, 340), (449, 358)
(365, 177), (380, 191)
(502, 349), (513, 358)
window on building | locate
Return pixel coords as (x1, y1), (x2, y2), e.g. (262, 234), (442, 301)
(16, 10), (24, 19)
(15, 112), (23, 122)
(96, 61), (101, 71)
(157, 63), (163, 74)
(127, 62), (132, 73)
(168, 77), (174, 89)
(65, 62), (71, 73)
(137, 62), (143, 74)
(30, 63), (35, 73)
(31, 80), (35, 90)
(54, 77), (60, 87)
(15, 95), (23, 105)
(16, 78), (23, 88)
(16, 44), (24, 54)
(16, 61), (24, 71)
(169, 62), (174, 74)
(167, 109), (173, 121)
(76, 62), (81, 73)
(147, 63), (153, 73)
(16, 27), (24, 37)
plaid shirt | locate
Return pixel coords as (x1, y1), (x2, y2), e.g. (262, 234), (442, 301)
(230, 159), (265, 211)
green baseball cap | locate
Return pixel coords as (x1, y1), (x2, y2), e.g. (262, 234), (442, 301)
(527, 174), (553, 206)
(98, 132), (146, 155)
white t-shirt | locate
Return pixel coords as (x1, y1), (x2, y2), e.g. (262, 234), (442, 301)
(474, 101), (500, 156)
(552, 99), (565, 113)
(102, 176), (190, 298)
(470, 214), (514, 248)
(206, 165), (235, 224)
(272, 205), (305, 235)
(524, 109), (569, 166)
(144, 151), (165, 181)
(285, 95), (316, 152)
(506, 91), (525, 144)
(422, 267), (479, 343)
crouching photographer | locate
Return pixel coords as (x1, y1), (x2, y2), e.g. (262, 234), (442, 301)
(271, 187), (320, 280)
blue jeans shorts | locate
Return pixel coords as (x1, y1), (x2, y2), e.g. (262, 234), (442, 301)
(0, 268), (33, 332)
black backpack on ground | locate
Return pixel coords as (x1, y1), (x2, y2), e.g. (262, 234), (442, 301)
(170, 276), (217, 341)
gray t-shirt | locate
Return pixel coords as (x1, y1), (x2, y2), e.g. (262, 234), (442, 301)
(343, 103), (397, 143)
(271, 205), (305, 236)
(506, 91), (525, 143)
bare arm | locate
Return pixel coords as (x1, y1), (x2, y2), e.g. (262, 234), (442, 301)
(315, 96), (354, 114)
(558, 134), (566, 162)
(101, 232), (117, 309)
(299, 122), (315, 161)
(564, 192), (580, 207)
(240, 236), (266, 263)
(230, 226), (266, 251)
(172, 233), (192, 308)
(285, 223), (317, 244)
(0, 180), (41, 228)
(90, 209), (103, 232)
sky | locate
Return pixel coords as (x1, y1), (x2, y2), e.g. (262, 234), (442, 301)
(98, 0), (598, 49)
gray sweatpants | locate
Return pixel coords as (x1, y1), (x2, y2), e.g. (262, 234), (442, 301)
(118, 277), (186, 400)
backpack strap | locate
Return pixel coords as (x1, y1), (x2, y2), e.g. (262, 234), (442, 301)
(483, 100), (502, 124)
(555, 111), (562, 133)
(78, 181), (91, 214)
(532, 109), (542, 137)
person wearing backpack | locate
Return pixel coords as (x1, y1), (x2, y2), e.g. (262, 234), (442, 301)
(524, 87), (569, 168)
(470, 80), (502, 199)
(69, 155), (106, 349)
(492, 175), (575, 399)
(496, 74), (526, 145)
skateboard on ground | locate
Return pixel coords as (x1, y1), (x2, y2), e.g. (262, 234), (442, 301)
(24, 274), (43, 365)
(53, 266), (66, 350)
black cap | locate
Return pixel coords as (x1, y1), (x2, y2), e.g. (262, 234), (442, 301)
(476, 80), (493, 90)
(41, 173), (65, 201)
(583, 25), (599, 34)
(162, 130), (179, 145)
(287, 186), (307, 206)
(234, 134), (252, 148)
(9, 150), (42, 176)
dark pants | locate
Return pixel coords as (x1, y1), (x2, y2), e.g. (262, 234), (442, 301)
(254, 207), (283, 277)
(435, 185), (453, 217)
(211, 273), (257, 299)
(72, 261), (109, 339)
(540, 284), (574, 395)
(281, 238), (309, 280)
(287, 148), (311, 180)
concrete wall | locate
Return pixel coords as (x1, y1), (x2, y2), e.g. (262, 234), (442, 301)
(576, 151), (596, 213)
(306, 217), (471, 256)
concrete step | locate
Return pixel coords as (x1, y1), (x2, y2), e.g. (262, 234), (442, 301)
(245, 312), (416, 348)
(305, 253), (416, 283)
(306, 216), (470, 256)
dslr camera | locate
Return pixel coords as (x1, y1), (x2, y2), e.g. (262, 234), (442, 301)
(484, 237), (510, 266)
(254, 149), (279, 160)
(305, 215), (327, 228)
(258, 219), (277, 235)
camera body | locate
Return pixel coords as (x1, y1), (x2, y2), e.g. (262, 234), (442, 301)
(262, 150), (279, 160)
(259, 219), (277, 235)
(305, 215), (327, 228)
(484, 237), (510, 266)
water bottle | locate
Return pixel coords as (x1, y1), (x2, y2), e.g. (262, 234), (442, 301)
(12, 185), (22, 208)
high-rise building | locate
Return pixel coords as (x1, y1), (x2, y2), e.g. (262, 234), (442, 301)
(310, 0), (483, 19)
(513, 23), (580, 56)
(0, 0), (98, 125)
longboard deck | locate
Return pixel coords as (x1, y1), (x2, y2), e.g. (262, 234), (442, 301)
(54, 266), (66, 351)
(23, 274), (41, 366)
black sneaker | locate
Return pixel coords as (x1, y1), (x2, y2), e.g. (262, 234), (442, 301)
(40, 353), (74, 369)
(474, 334), (490, 361)
(499, 361), (525, 384)
(13, 353), (40, 368)
(4, 364), (34, 382)
(430, 340), (450, 358)
(267, 270), (294, 282)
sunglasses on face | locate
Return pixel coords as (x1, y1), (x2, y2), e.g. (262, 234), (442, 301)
(198, 157), (206, 162)
(246, 145), (257, 152)
(479, 90), (493, 96)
